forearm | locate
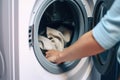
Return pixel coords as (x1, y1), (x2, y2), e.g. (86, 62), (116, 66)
(61, 31), (105, 62)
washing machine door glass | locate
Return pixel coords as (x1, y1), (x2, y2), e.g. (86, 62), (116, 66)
(29, 0), (88, 74)
(92, 0), (118, 74)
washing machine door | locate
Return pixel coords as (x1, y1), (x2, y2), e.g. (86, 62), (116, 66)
(29, 0), (89, 74)
(92, 0), (118, 75)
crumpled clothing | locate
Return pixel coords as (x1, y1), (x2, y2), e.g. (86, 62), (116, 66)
(38, 26), (71, 51)
(38, 36), (56, 50)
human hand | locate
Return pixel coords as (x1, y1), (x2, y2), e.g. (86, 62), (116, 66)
(46, 50), (64, 64)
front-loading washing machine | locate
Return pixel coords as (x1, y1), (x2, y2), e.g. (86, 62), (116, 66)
(0, 0), (102, 80)
(25, 0), (100, 80)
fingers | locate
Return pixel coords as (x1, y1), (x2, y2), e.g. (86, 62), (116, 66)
(46, 50), (56, 58)
(45, 50), (63, 64)
(46, 50), (57, 62)
(47, 55), (57, 63)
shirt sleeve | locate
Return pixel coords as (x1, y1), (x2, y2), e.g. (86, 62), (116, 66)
(92, 0), (120, 50)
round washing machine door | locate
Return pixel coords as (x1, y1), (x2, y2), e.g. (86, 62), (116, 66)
(29, 0), (89, 74)
(92, 0), (118, 75)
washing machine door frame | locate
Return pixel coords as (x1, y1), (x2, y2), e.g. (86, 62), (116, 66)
(29, 0), (88, 74)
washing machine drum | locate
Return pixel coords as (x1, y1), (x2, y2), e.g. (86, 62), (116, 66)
(92, 0), (118, 75)
(29, 0), (88, 74)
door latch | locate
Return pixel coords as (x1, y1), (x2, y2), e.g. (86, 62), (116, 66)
(29, 25), (34, 47)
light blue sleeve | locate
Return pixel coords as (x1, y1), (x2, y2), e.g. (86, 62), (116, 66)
(92, 0), (120, 50)
(92, 0), (120, 63)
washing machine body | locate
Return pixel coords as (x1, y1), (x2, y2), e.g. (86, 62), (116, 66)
(0, 0), (102, 80)
(19, 0), (101, 80)
(92, 0), (120, 80)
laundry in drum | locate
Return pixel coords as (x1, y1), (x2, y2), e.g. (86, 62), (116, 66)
(38, 26), (72, 55)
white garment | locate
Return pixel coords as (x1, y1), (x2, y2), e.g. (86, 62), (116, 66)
(38, 36), (56, 50)
(38, 27), (71, 51)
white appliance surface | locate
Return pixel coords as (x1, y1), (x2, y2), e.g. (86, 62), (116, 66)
(18, 0), (100, 80)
